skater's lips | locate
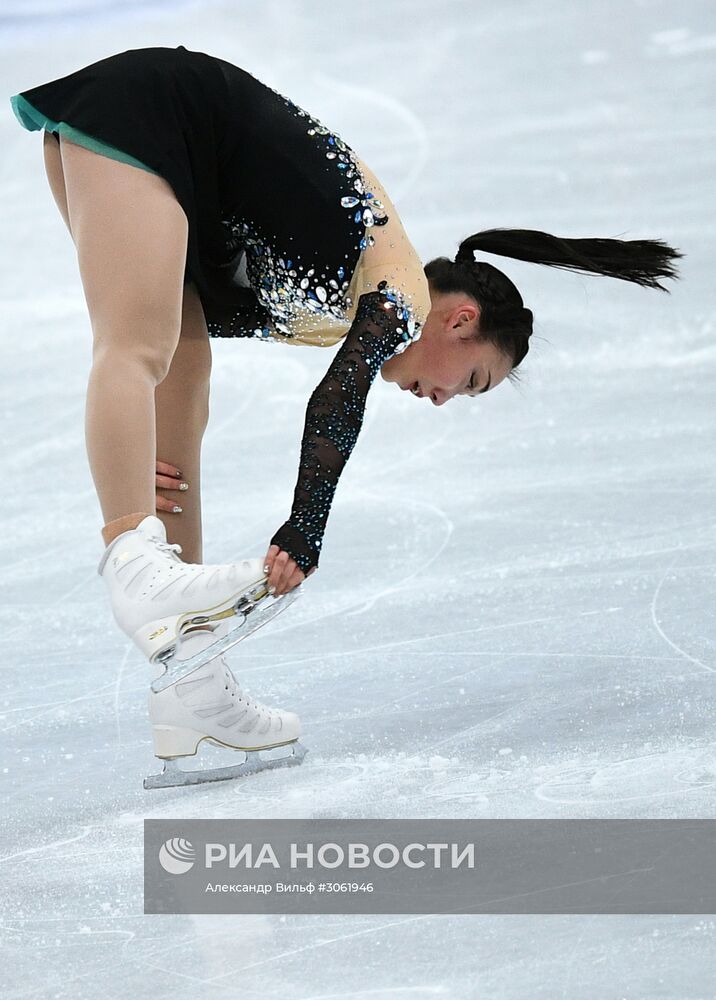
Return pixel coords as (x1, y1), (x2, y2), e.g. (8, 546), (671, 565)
(401, 381), (424, 398)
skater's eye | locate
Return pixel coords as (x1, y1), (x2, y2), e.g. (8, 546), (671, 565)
(465, 369), (491, 397)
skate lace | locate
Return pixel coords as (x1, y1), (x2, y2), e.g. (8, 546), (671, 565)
(154, 540), (183, 560)
(220, 657), (272, 718)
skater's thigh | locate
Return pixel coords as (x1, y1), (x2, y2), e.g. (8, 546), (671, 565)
(179, 281), (212, 350)
(59, 136), (188, 369)
(42, 130), (72, 237)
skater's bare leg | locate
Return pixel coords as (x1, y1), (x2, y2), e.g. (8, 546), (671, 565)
(42, 130), (72, 236)
(58, 135), (188, 545)
(154, 281), (212, 564)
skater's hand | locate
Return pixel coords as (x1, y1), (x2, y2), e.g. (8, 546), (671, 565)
(263, 544), (316, 597)
(155, 459), (189, 513)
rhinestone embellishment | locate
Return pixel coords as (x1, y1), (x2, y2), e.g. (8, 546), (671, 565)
(214, 87), (396, 340)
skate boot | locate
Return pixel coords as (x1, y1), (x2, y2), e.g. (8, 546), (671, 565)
(98, 514), (303, 692)
(143, 630), (307, 789)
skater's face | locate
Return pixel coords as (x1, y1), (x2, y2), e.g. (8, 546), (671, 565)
(380, 289), (513, 405)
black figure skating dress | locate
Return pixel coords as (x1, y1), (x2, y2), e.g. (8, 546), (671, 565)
(10, 46), (430, 574)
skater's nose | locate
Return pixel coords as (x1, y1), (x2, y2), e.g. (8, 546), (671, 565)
(429, 387), (450, 405)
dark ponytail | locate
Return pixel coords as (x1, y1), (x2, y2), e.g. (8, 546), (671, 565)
(455, 227), (683, 291)
(424, 227), (683, 382)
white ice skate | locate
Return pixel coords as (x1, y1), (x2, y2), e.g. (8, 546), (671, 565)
(143, 630), (307, 789)
(97, 514), (303, 692)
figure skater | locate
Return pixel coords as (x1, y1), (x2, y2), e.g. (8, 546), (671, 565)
(10, 46), (681, 786)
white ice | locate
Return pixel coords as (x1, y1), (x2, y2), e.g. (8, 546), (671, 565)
(1, 0), (715, 997)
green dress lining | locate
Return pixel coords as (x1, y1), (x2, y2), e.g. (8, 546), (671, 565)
(10, 92), (159, 176)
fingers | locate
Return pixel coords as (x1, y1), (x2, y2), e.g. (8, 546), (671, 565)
(156, 460), (183, 479)
(156, 460), (188, 514)
(155, 492), (186, 514)
(263, 547), (305, 597)
(156, 473), (189, 491)
(267, 550), (293, 595)
(263, 544), (279, 579)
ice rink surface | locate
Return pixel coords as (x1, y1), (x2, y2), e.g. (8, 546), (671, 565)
(1, 0), (715, 996)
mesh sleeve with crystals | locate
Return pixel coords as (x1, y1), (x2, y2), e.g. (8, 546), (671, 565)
(269, 280), (423, 574)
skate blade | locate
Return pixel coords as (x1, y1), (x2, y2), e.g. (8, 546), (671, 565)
(143, 740), (308, 789)
(150, 582), (301, 693)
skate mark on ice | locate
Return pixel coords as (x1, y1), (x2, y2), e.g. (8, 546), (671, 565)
(649, 549), (715, 675)
(0, 919), (137, 952)
(362, 411), (548, 495)
(463, 534), (713, 586)
(313, 70), (431, 201)
(387, 649), (682, 709)
(113, 642), (135, 749)
(130, 958), (220, 989)
(0, 541), (84, 576)
(534, 746), (716, 806)
(421, 767), (490, 806)
(260, 606), (634, 685)
(1, 641), (143, 733)
(244, 644), (683, 696)
(345, 494), (453, 618)
(0, 567), (99, 649)
(294, 987), (447, 999)
(0, 825), (93, 866)
(360, 418), (454, 485)
(427, 700), (526, 754)
(5, 411), (84, 472)
(195, 912), (437, 983)
(339, 606), (622, 659)
(261, 496), (454, 638)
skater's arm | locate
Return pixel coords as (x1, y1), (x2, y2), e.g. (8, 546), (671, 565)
(269, 280), (425, 574)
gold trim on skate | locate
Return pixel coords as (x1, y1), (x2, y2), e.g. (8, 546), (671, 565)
(149, 581), (302, 693)
(159, 733), (302, 761)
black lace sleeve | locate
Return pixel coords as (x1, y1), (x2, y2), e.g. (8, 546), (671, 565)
(269, 280), (423, 574)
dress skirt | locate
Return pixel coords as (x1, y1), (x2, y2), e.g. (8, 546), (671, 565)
(10, 45), (366, 333)
(10, 46), (242, 308)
